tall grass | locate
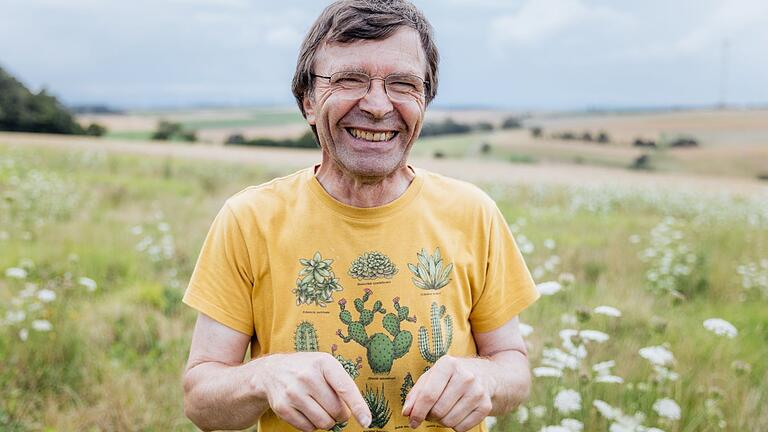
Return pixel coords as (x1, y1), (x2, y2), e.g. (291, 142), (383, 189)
(0, 143), (766, 431)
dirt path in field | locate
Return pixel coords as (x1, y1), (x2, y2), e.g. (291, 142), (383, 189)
(2, 132), (767, 196)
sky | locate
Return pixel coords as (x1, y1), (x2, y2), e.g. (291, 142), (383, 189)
(1, 0), (767, 110)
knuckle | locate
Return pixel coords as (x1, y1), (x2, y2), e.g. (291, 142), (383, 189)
(271, 400), (289, 417)
(296, 371), (313, 385)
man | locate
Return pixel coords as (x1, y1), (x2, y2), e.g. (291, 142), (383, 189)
(182, 1), (540, 431)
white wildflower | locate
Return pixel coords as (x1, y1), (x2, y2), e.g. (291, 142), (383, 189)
(653, 365), (679, 381)
(703, 318), (738, 338)
(5, 267), (28, 279)
(558, 272), (576, 285)
(593, 400), (620, 420)
(561, 418), (583, 432)
(541, 426), (570, 432)
(594, 305), (622, 317)
(544, 239), (556, 249)
(554, 389), (581, 414)
(629, 234), (641, 244)
(532, 405), (547, 418)
(516, 406), (529, 424)
(19, 328), (29, 341)
(639, 345), (674, 366)
(580, 329), (609, 343)
(537, 281), (562, 295)
(519, 322), (534, 337)
(130, 225), (143, 235)
(5, 310), (26, 324)
(484, 416), (497, 429)
(542, 347), (580, 370)
(37, 289), (56, 302)
(19, 283), (37, 298)
(79, 277), (98, 292)
(593, 360), (616, 374)
(31, 319), (52, 332)
(158, 222), (170, 232)
(533, 367), (563, 378)
(653, 398), (681, 421)
(561, 313), (577, 325)
(595, 375), (624, 384)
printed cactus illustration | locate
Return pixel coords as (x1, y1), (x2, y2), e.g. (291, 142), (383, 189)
(408, 247), (453, 290)
(418, 302), (453, 365)
(336, 289), (416, 374)
(331, 344), (363, 379)
(348, 251), (398, 280)
(293, 251), (343, 307)
(363, 384), (392, 428)
(400, 372), (414, 405)
(294, 321), (319, 352)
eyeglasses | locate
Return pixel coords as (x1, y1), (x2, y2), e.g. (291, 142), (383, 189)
(311, 71), (428, 103)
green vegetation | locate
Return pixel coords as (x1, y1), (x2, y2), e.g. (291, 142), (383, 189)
(0, 66), (106, 136)
(226, 130), (318, 149)
(151, 121), (197, 142)
(0, 143), (765, 431)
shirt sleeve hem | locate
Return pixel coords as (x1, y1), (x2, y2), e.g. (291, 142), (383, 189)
(470, 288), (541, 333)
(182, 289), (254, 336)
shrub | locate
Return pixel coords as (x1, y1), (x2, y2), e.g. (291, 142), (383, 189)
(85, 123), (108, 137)
(530, 127), (543, 138)
(500, 116), (522, 129)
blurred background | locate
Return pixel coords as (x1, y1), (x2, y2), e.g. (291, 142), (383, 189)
(1, 0), (766, 431)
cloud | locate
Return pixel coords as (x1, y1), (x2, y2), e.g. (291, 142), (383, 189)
(266, 26), (304, 47)
(490, 0), (626, 45)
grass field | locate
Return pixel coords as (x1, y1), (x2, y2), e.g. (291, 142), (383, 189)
(1, 138), (765, 431)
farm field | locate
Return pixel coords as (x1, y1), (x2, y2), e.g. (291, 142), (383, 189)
(1, 108), (767, 432)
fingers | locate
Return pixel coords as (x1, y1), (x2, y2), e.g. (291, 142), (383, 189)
(454, 407), (490, 432)
(322, 359), (372, 428)
(270, 399), (317, 432)
(402, 364), (452, 428)
(423, 369), (467, 423)
(308, 378), (352, 423)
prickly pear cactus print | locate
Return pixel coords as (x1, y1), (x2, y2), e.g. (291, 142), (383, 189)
(293, 251), (343, 307)
(294, 321), (320, 352)
(348, 251), (398, 280)
(336, 289), (417, 375)
(363, 384), (392, 428)
(408, 247), (453, 290)
(418, 302), (453, 367)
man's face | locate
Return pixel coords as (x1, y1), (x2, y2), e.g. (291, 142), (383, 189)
(303, 26), (428, 178)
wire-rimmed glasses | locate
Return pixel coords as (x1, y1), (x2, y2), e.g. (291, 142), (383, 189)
(311, 71), (428, 103)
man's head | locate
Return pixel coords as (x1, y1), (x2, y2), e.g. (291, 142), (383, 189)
(292, 0), (439, 179)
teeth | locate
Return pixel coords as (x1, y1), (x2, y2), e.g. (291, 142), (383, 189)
(349, 128), (396, 142)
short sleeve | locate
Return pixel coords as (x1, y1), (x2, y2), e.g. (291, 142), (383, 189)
(182, 202), (255, 336)
(468, 204), (540, 333)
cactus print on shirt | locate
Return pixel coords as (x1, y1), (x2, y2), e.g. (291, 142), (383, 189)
(183, 164), (540, 432)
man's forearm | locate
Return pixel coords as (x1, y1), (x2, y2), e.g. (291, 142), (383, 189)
(183, 356), (271, 431)
(467, 350), (532, 416)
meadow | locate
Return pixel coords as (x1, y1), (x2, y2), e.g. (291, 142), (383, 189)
(1, 121), (767, 431)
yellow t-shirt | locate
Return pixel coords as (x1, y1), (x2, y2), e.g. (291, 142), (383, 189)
(183, 164), (539, 432)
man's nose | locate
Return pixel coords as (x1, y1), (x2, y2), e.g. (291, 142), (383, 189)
(358, 78), (394, 119)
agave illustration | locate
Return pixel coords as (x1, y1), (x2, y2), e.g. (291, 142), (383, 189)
(400, 372), (414, 405)
(348, 251), (398, 280)
(293, 251), (343, 307)
(363, 384), (392, 428)
(408, 247), (453, 290)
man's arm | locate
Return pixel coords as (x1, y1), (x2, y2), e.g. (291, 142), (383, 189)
(182, 313), (372, 432)
(402, 316), (531, 431)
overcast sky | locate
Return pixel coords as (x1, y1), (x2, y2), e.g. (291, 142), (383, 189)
(1, 0), (766, 110)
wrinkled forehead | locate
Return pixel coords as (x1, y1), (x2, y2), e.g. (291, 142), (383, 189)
(313, 26), (427, 78)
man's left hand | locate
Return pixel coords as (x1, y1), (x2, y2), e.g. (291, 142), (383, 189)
(402, 355), (495, 431)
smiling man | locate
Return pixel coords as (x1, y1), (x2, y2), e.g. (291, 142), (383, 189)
(181, 1), (540, 431)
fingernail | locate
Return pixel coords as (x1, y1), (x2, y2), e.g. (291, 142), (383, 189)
(361, 415), (371, 428)
(410, 420), (419, 429)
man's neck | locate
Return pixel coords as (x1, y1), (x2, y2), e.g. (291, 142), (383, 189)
(314, 159), (415, 208)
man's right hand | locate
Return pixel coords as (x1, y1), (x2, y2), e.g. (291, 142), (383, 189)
(253, 352), (372, 431)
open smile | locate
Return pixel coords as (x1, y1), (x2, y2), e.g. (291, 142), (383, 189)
(345, 127), (399, 142)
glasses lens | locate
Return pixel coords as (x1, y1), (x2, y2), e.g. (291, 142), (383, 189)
(330, 72), (369, 99)
(385, 75), (425, 102)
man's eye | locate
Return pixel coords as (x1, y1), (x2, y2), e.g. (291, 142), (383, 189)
(389, 81), (419, 92)
(334, 77), (367, 87)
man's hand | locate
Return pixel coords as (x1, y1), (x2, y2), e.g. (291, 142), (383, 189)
(401, 355), (495, 431)
(254, 352), (371, 432)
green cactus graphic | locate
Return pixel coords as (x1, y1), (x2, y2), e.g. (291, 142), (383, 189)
(348, 251), (398, 280)
(331, 344), (363, 379)
(408, 247), (453, 290)
(294, 321), (319, 352)
(363, 384), (392, 428)
(336, 289), (416, 375)
(293, 251), (343, 307)
(418, 302), (453, 366)
(400, 372), (414, 405)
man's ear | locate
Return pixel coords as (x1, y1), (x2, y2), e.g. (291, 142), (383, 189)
(303, 95), (316, 126)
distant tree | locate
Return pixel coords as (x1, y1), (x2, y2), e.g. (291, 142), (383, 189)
(669, 136), (698, 148)
(500, 117), (522, 129)
(480, 142), (492, 154)
(419, 118), (471, 137)
(152, 120), (196, 142)
(596, 131), (610, 143)
(530, 127), (543, 138)
(633, 138), (656, 148)
(581, 132), (593, 142)
(225, 133), (246, 145)
(84, 123), (107, 136)
(474, 122), (494, 132)
(631, 154), (652, 170)
(0, 66), (85, 134)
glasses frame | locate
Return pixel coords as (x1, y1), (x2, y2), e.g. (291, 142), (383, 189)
(311, 71), (430, 103)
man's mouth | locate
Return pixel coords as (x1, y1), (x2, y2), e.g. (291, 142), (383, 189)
(346, 127), (398, 142)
